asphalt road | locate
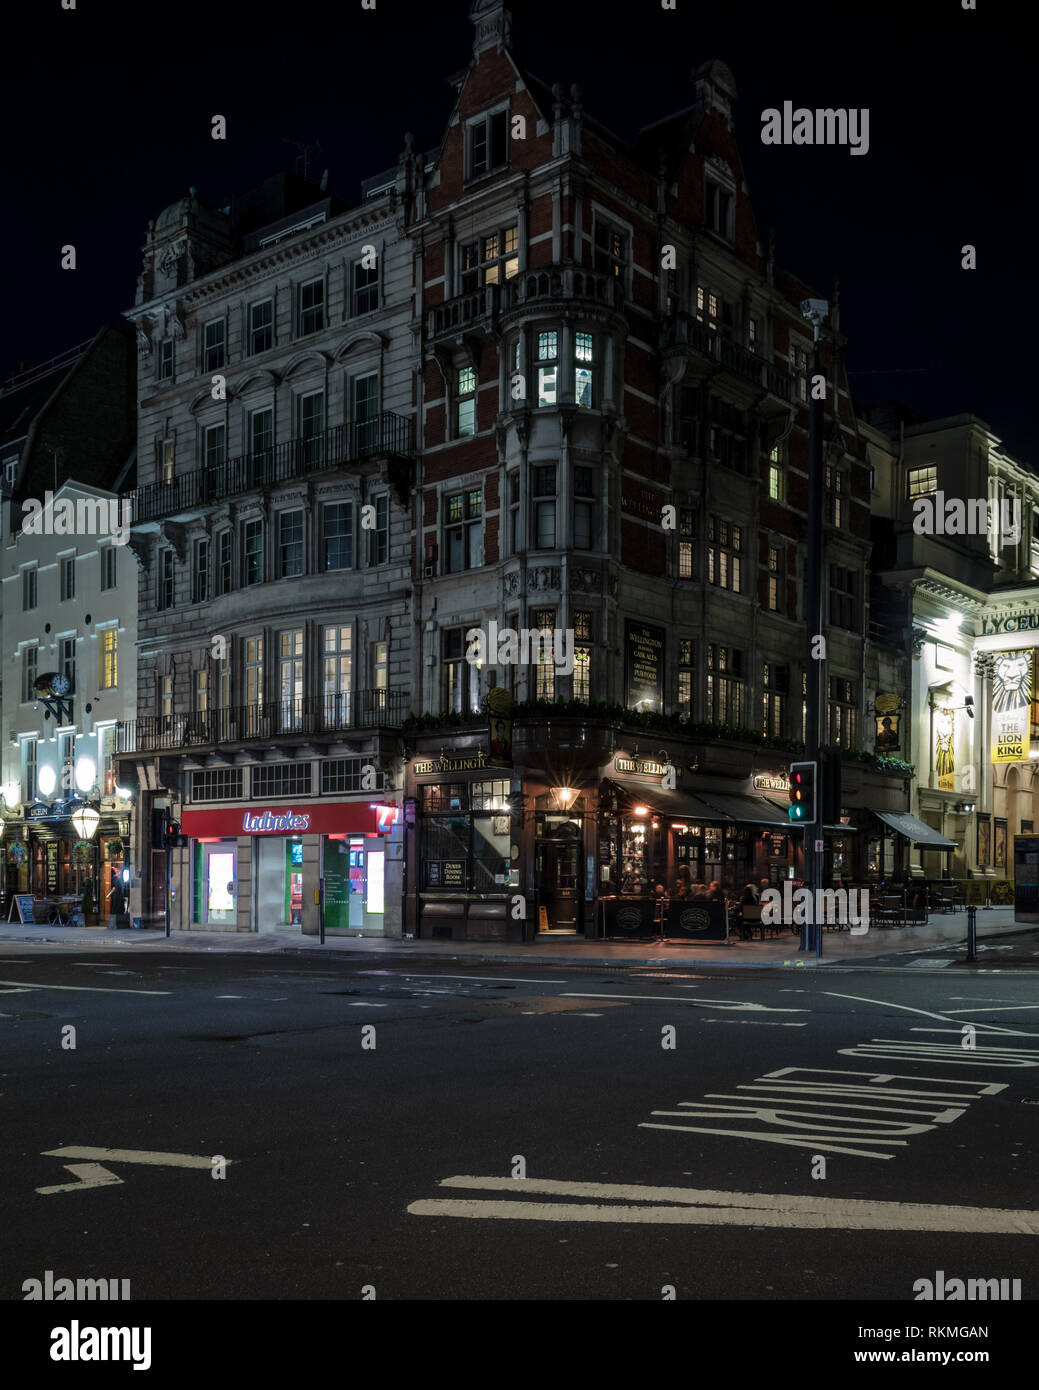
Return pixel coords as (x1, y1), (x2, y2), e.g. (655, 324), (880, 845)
(2, 947), (1038, 1302)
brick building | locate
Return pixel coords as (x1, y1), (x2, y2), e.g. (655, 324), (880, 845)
(400, 0), (908, 940)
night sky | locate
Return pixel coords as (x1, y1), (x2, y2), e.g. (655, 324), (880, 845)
(3, 0), (1032, 458)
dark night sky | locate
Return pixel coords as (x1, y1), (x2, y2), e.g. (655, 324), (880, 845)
(3, 0), (1033, 458)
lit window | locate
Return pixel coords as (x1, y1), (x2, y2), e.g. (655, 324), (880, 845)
(907, 464), (938, 499)
(100, 629), (118, 690)
(575, 332), (594, 408)
(537, 332), (558, 407)
(457, 366), (477, 437)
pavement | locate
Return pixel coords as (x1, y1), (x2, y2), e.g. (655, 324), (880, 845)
(1, 905), (1036, 968)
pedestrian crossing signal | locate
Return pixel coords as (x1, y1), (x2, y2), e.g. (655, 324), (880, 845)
(788, 762), (816, 823)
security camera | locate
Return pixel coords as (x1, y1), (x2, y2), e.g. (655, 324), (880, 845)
(801, 297), (829, 326)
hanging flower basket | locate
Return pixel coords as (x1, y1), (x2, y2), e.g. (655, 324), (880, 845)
(7, 842), (27, 866)
(74, 840), (94, 865)
(105, 839), (123, 857)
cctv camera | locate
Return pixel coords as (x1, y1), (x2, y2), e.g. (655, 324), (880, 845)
(801, 297), (829, 324)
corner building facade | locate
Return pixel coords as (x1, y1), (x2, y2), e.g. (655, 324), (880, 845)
(400, 2), (907, 941)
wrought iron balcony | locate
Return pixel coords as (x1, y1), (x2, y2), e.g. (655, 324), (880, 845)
(116, 689), (409, 753)
(127, 413), (414, 525)
(662, 312), (792, 401)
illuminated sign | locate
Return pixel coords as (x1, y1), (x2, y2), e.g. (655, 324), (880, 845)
(414, 752), (489, 775)
(753, 774), (790, 792)
(372, 804), (400, 831)
(242, 810), (311, 833)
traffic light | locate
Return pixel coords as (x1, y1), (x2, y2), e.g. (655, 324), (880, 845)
(788, 761), (817, 823)
(165, 820), (187, 850)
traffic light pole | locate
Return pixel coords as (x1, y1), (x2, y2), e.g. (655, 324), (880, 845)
(801, 313), (827, 953)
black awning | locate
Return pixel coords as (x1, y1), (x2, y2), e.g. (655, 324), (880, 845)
(874, 810), (957, 849)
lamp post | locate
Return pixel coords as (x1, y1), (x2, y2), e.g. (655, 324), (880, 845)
(70, 803), (101, 922)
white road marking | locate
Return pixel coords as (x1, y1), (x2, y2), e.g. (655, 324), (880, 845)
(408, 1176), (1039, 1234)
(703, 1019), (807, 1027)
(36, 1162), (124, 1195)
(42, 1146), (227, 1169)
(562, 992), (806, 1013)
(578, 1012), (603, 1017)
(905, 959), (953, 968)
(401, 973), (570, 985)
(346, 1002), (387, 1007)
(822, 991), (953, 1023)
(73, 962), (123, 967)
(953, 1004), (1039, 1014)
(911, 1025), (1039, 1039)
(0, 977), (169, 995)
(216, 995), (244, 999)
(0, 987), (35, 994)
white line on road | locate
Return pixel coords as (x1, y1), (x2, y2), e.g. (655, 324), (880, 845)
(36, 1163), (125, 1195)
(0, 978), (169, 995)
(822, 991), (953, 1023)
(73, 963), (123, 967)
(401, 973), (571, 985)
(0, 987), (35, 994)
(408, 1176), (1039, 1233)
(43, 1146), (226, 1169)
(216, 995), (244, 999)
(911, 1026), (1039, 1039)
(703, 1019), (807, 1027)
(562, 992), (806, 1012)
(346, 1002), (387, 1007)
(952, 1004), (1039, 1013)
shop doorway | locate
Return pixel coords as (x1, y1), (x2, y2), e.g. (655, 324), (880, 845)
(536, 819), (582, 933)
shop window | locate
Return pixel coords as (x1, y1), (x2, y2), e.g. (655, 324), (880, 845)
(195, 842), (237, 926)
(421, 778), (512, 892)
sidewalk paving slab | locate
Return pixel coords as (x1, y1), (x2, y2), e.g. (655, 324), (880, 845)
(0, 910), (1036, 970)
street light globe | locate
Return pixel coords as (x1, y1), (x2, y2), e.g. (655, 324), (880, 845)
(37, 765), (57, 796)
(71, 805), (101, 840)
(75, 757), (96, 792)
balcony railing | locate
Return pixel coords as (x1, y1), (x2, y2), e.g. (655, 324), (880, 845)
(128, 413), (413, 525)
(663, 312), (792, 400)
(116, 689), (409, 753)
(427, 264), (624, 341)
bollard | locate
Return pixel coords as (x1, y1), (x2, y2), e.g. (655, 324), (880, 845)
(966, 904), (978, 963)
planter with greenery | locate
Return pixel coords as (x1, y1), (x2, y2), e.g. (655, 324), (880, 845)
(81, 877), (98, 927)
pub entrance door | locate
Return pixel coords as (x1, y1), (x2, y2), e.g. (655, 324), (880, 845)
(536, 818), (583, 933)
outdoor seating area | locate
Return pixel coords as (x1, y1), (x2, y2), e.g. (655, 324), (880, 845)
(34, 896), (82, 926)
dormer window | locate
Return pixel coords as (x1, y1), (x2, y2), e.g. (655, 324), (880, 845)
(468, 108), (508, 179)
